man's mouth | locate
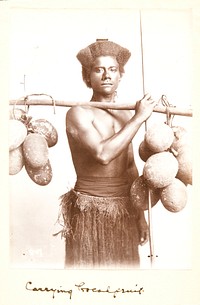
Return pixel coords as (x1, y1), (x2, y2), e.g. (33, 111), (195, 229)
(101, 82), (112, 86)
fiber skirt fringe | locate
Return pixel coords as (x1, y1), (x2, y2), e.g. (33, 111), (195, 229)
(59, 189), (140, 269)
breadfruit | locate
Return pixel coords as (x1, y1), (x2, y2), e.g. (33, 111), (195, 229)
(9, 145), (24, 175)
(160, 178), (187, 212)
(9, 119), (27, 151)
(28, 118), (58, 147)
(176, 146), (192, 185)
(25, 159), (52, 185)
(145, 123), (174, 153)
(171, 125), (189, 152)
(9, 108), (32, 125)
(23, 133), (49, 168)
(143, 151), (178, 188)
(139, 140), (155, 162)
(9, 108), (27, 121)
(130, 175), (160, 210)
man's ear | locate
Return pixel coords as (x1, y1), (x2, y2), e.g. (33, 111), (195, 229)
(86, 78), (91, 87)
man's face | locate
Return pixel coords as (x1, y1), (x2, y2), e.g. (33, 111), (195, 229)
(89, 56), (121, 96)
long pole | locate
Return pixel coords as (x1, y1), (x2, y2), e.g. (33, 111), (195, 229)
(9, 98), (192, 117)
(139, 10), (156, 268)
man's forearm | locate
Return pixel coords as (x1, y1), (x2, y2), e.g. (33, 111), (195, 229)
(97, 115), (144, 164)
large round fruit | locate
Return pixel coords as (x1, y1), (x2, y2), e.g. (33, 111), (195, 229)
(145, 123), (174, 153)
(28, 119), (58, 147)
(143, 151), (178, 188)
(139, 140), (155, 162)
(130, 175), (160, 210)
(25, 159), (53, 186)
(23, 133), (49, 168)
(160, 178), (187, 212)
(9, 108), (27, 121)
(176, 146), (192, 185)
(9, 119), (27, 151)
(9, 145), (24, 175)
(171, 125), (189, 152)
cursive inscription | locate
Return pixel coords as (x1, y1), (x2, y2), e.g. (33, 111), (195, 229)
(75, 281), (144, 298)
(25, 281), (73, 299)
(25, 281), (144, 300)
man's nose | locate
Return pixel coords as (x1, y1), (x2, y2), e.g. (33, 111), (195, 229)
(102, 70), (111, 79)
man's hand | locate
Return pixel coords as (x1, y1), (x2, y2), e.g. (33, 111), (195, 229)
(134, 93), (157, 123)
(137, 211), (149, 246)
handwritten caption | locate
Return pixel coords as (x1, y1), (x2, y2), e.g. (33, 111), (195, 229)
(25, 281), (144, 300)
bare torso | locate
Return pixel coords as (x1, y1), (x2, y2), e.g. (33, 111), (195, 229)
(66, 105), (138, 180)
(63, 54), (154, 245)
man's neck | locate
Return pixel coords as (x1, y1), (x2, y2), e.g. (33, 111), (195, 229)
(90, 92), (116, 103)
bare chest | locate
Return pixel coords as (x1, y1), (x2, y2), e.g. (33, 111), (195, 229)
(92, 109), (130, 138)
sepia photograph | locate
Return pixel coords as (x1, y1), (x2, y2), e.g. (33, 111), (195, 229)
(9, 5), (192, 270)
(1, 1), (200, 305)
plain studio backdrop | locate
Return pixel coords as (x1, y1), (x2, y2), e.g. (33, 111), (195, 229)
(9, 8), (192, 269)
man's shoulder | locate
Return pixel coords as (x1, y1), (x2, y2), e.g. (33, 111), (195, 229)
(67, 105), (93, 116)
(66, 105), (94, 125)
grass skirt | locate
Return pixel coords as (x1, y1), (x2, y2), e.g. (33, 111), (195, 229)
(59, 189), (140, 269)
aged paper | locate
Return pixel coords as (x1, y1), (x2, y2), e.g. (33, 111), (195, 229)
(1, 1), (200, 304)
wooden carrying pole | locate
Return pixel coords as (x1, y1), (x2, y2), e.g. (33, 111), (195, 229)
(9, 98), (193, 117)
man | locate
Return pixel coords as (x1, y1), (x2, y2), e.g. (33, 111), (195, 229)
(60, 39), (157, 268)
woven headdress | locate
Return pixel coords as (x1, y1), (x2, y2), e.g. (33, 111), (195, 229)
(77, 39), (131, 72)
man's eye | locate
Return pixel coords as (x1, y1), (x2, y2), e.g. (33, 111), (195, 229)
(95, 68), (104, 73)
(110, 68), (117, 72)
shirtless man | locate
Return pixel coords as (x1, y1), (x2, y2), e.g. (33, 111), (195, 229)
(60, 40), (157, 268)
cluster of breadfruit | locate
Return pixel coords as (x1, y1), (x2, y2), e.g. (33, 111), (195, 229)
(131, 122), (192, 213)
(9, 108), (58, 186)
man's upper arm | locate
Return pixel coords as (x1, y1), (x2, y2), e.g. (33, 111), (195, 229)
(66, 106), (91, 136)
(66, 106), (104, 156)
